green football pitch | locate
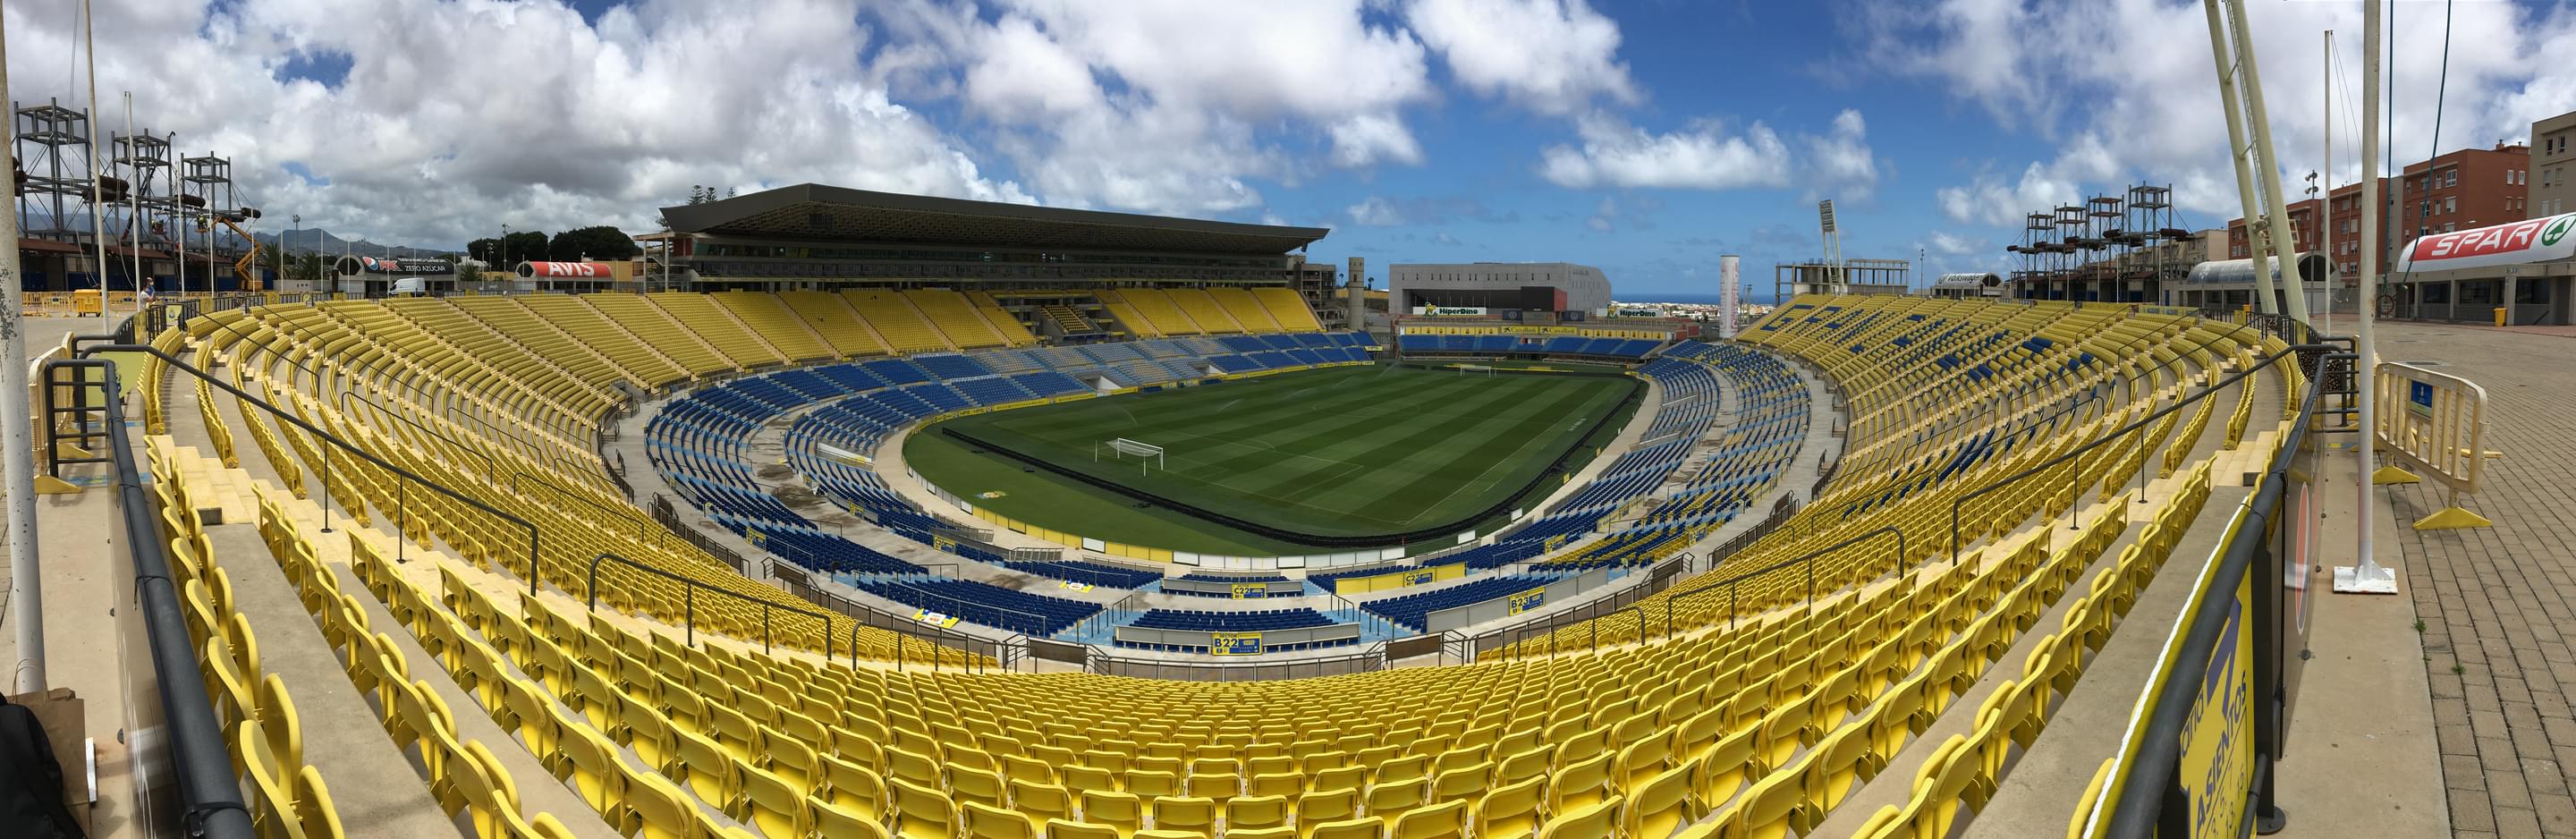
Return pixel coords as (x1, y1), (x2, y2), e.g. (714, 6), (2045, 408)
(903, 365), (1640, 554)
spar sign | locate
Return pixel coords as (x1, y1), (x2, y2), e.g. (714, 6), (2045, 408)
(2394, 212), (2576, 273)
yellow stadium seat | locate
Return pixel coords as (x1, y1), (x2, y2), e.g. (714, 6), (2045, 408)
(1012, 779), (1074, 826)
(1364, 778), (1426, 818)
(1473, 776), (1544, 839)
(622, 766), (699, 839)
(1225, 794), (1291, 832)
(892, 776), (960, 839)
(1801, 722), (1879, 825)
(736, 761), (812, 839)
(1044, 820), (1122, 839)
(1228, 828), (1298, 839)
(952, 763), (1009, 809)
(293, 765), (346, 839)
(1621, 764), (1693, 839)
(1546, 752), (1613, 815)
(1148, 796), (1217, 838)
(1297, 788), (1360, 837)
(1080, 790), (1144, 837)
(1388, 799), (1467, 839)
(963, 801), (1042, 839)
(816, 799), (893, 838)
(1306, 818), (1385, 839)
(1535, 799), (1619, 839)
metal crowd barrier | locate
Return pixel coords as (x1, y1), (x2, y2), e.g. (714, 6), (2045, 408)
(2370, 361), (2495, 530)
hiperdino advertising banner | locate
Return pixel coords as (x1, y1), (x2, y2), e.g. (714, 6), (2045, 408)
(2176, 572), (2255, 839)
(1413, 306), (1487, 316)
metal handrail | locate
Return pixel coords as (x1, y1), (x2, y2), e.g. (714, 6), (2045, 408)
(1080, 641), (1390, 682)
(73, 338), (547, 596)
(338, 389), (498, 479)
(510, 467), (657, 545)
(44, 357), (256, 838)
(2101, 349), (2325, 838)
(587, 551), (830, 657)
(1946, 341), (2332, 564)
(1664, 525), (1904, 637)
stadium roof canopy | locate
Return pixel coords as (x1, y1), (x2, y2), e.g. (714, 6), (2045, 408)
(661, 183), (1330, 255)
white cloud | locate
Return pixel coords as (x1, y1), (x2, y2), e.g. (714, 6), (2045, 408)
(1539, 114), (1793, 191)
(1328, 114), (1427, 168)
(1433, 231), (1464, 246)
(1585, 196), (1618, 232)
(1348, 197), (1405, 226)
(1409, 0), (1639, 115)
(2, 0), (1028, 247)
(1801, 109), (1881, 200)
(1924, 231), (1981, 256)
(1860, 0), (2568, 223)
(911, 0), (1437, 212)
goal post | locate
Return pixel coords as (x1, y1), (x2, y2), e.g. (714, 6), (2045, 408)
(1456, 363), (1498, 377)
(1094, 438), (1166, 475)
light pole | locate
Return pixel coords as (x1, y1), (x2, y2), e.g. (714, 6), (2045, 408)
(292, 214), (301, 290)
(500, 223), (510, 272)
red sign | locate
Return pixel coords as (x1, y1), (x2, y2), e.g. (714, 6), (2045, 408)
(521, 261), (611, 278)
(2398, 213), (2576, 273)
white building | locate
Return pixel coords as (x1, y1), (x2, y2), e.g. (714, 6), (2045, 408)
(1387, 262), (1611, 314)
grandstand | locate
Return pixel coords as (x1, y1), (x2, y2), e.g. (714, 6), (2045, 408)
(20, 194), (2350, 839)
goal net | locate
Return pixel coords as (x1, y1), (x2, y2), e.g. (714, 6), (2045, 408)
(1094, 438), (1166, 474)
(1455, 363), (1499, 377)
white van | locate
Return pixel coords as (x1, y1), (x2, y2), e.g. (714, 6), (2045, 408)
(391, 276), (427, 297)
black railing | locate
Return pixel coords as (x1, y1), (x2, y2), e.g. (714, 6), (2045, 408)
(1946, 340), (2333, 564)
(2102, 344), (2326, 839)
(1082, 642), (1389, 682)
(1665, 526), (1903, 637)
(586, 551), (829, 657)
(648, 495), (754, 575)
(44, 357), (257, 838)
(775, 572), (1011, 672)
(70, 338), (547, 596)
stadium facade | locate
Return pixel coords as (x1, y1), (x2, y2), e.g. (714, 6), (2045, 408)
(1386, 261), (1611, 314)
(657, 183), (1356, 332)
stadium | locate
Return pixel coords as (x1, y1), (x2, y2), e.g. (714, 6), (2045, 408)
(2, 4), (2548, 839)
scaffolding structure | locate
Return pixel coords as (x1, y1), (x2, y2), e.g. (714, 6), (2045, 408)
(2002, 182), (2200, 302)
(13, 99), (104, 243)
(13, 97), (257, 293)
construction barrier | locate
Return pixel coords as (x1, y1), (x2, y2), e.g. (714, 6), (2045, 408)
(2372, 361), (2494, 530)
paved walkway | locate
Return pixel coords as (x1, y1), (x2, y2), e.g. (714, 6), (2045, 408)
(2371, 321), (2576, 839)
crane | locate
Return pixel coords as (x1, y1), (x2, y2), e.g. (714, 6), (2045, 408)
(204, 208), (265, 292)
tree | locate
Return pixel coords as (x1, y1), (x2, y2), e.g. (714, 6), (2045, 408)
(474, 231), (548, 266)
(454, 258), (484, 287)
(547, 225), (641, 262)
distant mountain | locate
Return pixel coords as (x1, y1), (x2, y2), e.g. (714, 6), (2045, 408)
(253, 227), (455, 258)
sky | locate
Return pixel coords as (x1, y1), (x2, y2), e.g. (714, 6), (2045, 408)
(7, 0), (2575, 300)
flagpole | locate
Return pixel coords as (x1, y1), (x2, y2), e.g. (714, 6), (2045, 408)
(124, 90), (141, 316)
(2, 0), (53, 693)
(2336, 0), (2395, 594)
(81, 0), (110, 318)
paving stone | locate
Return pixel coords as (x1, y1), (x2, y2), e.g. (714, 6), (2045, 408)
(2375, 323), (2576, 838)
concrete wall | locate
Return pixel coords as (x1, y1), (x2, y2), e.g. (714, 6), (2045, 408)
(1423, 566), (1612, 633)
(1113, 622), (1362, 650)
